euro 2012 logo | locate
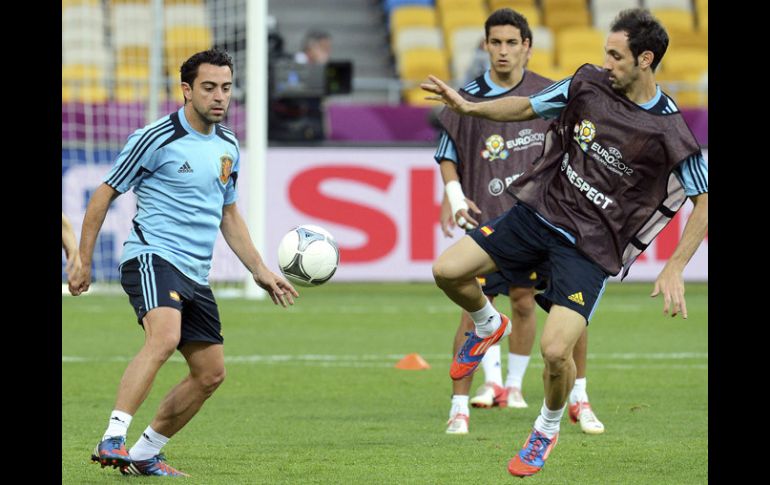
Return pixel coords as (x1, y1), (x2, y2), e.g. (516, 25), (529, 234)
(573, 119), (596, 151)
(481, 134), (509, 161)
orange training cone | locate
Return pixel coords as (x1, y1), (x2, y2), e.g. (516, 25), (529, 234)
(395, 353), (431, 370)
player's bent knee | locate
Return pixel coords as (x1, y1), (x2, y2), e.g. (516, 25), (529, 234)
(540, 343), (571, 371)
(196, 368), (226, 395)
(145, 336), (181, 362)
(432, 260), (454, 288)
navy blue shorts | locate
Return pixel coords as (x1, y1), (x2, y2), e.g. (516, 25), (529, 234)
(469, 205), (609, 323)
(119, 253), (224, 349)
(477, 267), (548, 296)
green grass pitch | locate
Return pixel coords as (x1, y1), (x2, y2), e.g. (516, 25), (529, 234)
(62, 282), (707, 484)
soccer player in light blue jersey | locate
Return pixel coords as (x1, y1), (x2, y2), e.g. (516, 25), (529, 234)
(69, 49), (299, 477)
(423, 8), (707, 477)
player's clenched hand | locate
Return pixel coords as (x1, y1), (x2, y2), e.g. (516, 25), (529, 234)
(456, 198), (482, 230)
(68, 265), (91, 296)
(421, 75), (468, 113)
(650, 265), (688, 319)
(253, 264), (299, 307)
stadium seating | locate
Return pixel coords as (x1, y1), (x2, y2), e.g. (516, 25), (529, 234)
(542, 0), (591, 33)
(555, 27), (605, 71)
(488, 0), (537, 10)
(650, 8), (695, 34)
(695, 0), (707, 31)
(391, 5), (438, 52)
(591, 0), (640, 30)
(440, 7), (488, 54)
(393, 26), (444, 56)
(62, 65), (109, 103)
(644, 0), (690, 9)
(63, 2), (109, 102)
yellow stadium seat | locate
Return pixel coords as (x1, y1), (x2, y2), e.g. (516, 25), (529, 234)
(489, 0), (537, 11)
(695, 0), (707, 29)
(165, 25), (212, 48)
(651, 8), (695, 34)
(114, 85), (168, 103)
(658, 48), (707, 78)
(62, 85), (109, 103)
(530, 65), (573, 83)
(658, 72), (707, 108)
(555, 27), (605, 69)
(541, 0), (587, 8)
(161, 0), (202, 4)
(442, 8), (488, 53)
(527, 49), (556, 73)
(558, 48), (603, 73)
(543, 6), (590, 33)
(402, 85), (438, 106)
(391, 6), (437, 33)
(527, 49), (555, 73)
(436, 0), (486, 11)
(667, 29), (707, 51)
(165, 25), (212, 75)
(399, 47), (450, 83)
(393, 27), (443, 55)
(116, 45), (150, 68)
(556, 27), (604, 54)
(62, 64), (108, 103)
(62, 0), (99, 6)
(512, 5), (541, 26)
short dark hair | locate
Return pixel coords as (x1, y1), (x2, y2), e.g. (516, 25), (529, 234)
(302, 30), (331, 50)
(610, 8), (669, 71)
(180, 48), (234, 85)
(485, 8), (533, 47)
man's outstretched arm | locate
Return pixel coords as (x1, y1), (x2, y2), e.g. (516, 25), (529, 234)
(421, 75), (537, 121)
(651, 192), (708, 319)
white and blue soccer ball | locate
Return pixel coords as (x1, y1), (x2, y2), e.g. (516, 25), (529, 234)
(277, 224), (339, 287)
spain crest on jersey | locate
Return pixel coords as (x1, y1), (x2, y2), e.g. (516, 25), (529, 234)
(219, 154), (233, 185)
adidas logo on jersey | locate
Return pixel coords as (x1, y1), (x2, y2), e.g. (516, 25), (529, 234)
(567, 292), (585, 306)
(178, 161), (193, 173)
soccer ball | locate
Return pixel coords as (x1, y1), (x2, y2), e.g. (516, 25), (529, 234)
(277, 225), (339, 287)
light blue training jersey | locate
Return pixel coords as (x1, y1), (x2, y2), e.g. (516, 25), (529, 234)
(104, 106), (241, 285)
(529, 77), (708, 197)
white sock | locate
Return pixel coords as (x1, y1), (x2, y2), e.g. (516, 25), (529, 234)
(469, 301), (501, 338)
(129, 426), (169, 461)
(505, 352), (531, 389)
(450, 395), (470, 418)
(570, 377), (588, 404)
(103, 410), (132, 440)
(533, 400), (565, 438)
(480, 345), (503, 386)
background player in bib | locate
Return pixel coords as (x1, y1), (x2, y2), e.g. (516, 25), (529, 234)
(423, 8), (707, 477)
(69, 49), (299, 477)
(437, 8), (603, 436)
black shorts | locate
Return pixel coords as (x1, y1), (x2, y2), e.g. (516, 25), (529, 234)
(469, 205), (609, 323)
(119, 253), (224, 349)
(476, 268), (549, 296)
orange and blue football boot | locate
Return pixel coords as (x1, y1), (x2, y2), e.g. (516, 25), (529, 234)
(507, 429), (559, 477)
(91, 436), (131, 469)
(120, 454), (190, 477)
(450, 313), (511, 380)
